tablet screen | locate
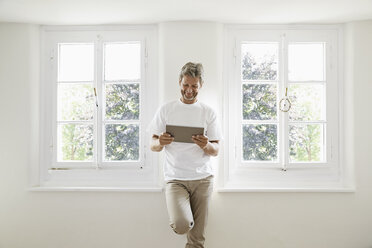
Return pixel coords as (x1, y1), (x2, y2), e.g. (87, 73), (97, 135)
(166, 125), (205, 143)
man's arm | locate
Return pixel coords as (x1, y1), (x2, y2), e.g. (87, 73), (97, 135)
(202, 140), (219, 157)
(150, 135), (164, 152)
(150, 133), (174, 152)
(192, 135), (219, 156)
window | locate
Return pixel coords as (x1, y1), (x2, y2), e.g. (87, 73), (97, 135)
(36, 26), (159, 190)
(221, 25), (352, 191)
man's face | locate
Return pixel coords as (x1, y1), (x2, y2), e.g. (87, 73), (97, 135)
(179, 75), (201, 103)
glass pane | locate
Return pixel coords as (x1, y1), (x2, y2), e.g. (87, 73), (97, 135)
(288, 43), (325, 81)
(243, 124), (277, 161)
(243, 84), (277, 120)
(289, 124), (324, 162)
(105, 124), (139, 161)
(58, 83), (94, 121)
(241, 43), (278, 81)
(57, 124), (93, 161)
(288, 84), (325, 121)
(105, 83), (139, 120)
(58, 43), (94, 82)
(104, 43), (141, 81)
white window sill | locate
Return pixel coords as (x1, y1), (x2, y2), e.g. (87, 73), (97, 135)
(217, 186), (355, 193)
(27, 186), (163, 192)
(219, 164), (355, 192)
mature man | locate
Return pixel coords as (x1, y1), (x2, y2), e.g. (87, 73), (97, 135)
(148, 62), (222, 248)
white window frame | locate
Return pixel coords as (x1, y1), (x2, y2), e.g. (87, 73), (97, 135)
(220, 25), (354, 192)
(32, 25), (160, 191)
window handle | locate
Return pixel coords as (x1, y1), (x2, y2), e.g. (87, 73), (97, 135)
(94, 88), (98, 107)
(279, 87), (291, 112)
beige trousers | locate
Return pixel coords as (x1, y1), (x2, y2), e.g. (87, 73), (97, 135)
(165, 175), (214, 248)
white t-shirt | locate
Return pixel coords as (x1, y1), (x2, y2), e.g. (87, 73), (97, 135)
(147, 99), (222, 181)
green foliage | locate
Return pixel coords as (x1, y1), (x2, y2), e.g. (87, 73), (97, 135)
(243, 125), (277, 161)
(242, 53), (277, 80)
(289, 125), (321, 162)
(242, 52), (278, 161)
(243, 84), (277, 120)
(105, 84), (139, 120)
(105, 124), (139, 161)
(61, 124), (93, 161)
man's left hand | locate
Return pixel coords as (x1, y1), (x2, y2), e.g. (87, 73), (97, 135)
(192, 135), (209, 150)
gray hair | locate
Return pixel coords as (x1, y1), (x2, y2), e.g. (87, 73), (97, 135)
(179, 62), (204, 86)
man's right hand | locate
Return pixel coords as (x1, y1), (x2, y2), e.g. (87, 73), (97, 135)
(159, 132), (174, 146)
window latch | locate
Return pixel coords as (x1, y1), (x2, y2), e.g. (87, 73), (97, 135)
(279, 87), (292, 112)
(94, 88), (98, 107)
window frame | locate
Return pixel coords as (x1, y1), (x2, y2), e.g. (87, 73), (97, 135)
(220, 25), (353, 192)
(34, 25), (160, 190)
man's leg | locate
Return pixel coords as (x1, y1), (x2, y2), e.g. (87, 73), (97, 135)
(165, 180), (194, 235)
(186, 176), (214, 248)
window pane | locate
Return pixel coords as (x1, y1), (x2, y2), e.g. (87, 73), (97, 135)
(58, 83), (94, 121)
(105, 124), (139, 161)
(289, 124), (324, 162)
(104, 43), (141, 81)
(105, 83), (139, 120)
(241, 43), (278, 81)
(288, 84), (325, 121)
(57, 124), (93, 161)
(243, 84), (277, 120)
(288, 43), (325, 81)
(243, 124), (277, 161)
(58, 44), (94, 82)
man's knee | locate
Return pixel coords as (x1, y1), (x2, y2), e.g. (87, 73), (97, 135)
(170, 218), (194, 235)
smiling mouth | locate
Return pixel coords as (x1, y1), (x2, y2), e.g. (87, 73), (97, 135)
(184, 93), (195, 100)
(181, 89), (197, 101)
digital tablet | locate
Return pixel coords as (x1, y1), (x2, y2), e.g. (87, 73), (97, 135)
(166, 125), (205, 143)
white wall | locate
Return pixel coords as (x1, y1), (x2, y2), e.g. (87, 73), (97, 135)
(0, 21), (372, 248)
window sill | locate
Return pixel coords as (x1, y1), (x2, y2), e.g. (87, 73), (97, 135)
(27, 186), (163, 192)
(217, 186), (355, 193)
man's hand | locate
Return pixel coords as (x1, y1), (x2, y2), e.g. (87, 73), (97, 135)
(192, 134), (219, 156)
(150, 133), (174, 152)
(159, 132), (174, 146)
(191, 134), (209, 149)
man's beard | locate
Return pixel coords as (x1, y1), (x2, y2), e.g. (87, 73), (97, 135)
(181, 90), (198, 101)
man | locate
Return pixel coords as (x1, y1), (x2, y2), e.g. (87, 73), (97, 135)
(148, 62), (222, 248)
